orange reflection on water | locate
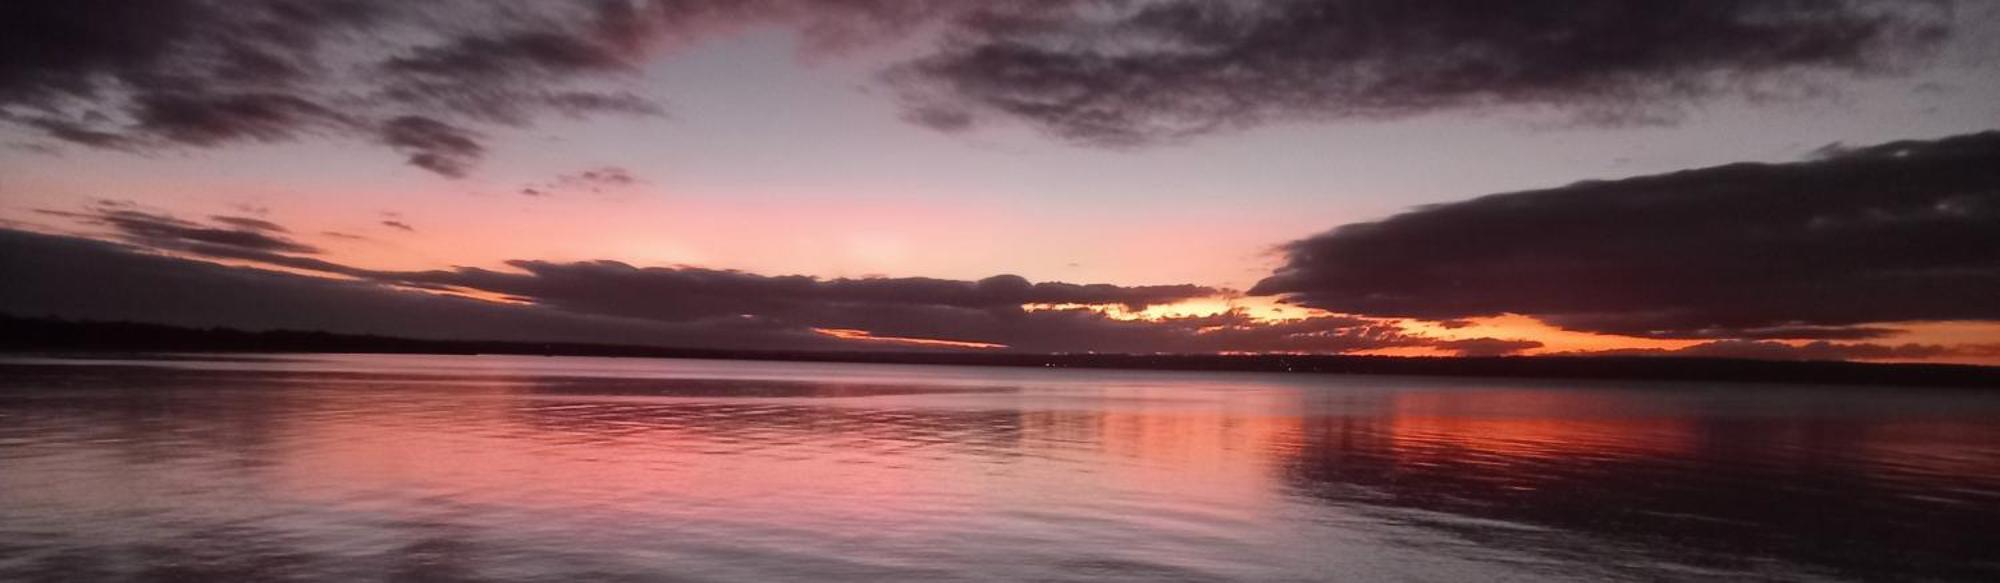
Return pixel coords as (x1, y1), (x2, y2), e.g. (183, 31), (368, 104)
(1379, 388), (1698, 459)
(276, 389), (960, 527)
(8, 356), (2000, 581)
(1015, 389), (1303, 516)
(269, 378), (1316, 531)
(269, 379), (1725, 530)
(235, 363), (2000, 576)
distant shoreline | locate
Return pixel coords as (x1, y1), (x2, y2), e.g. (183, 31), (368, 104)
(4, 316), (1996, 388)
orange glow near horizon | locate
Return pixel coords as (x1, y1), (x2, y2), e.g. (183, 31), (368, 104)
(811, 328), (1007, 349)
(1023, 295), (1317, 322)
(1396, 314), (1701, 354)
(7, 213), (1994, 364)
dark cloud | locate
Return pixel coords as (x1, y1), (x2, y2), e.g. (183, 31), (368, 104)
(12, 205), (1434, 354)
(797, 305), (1427, 354)
(523, 166), (642, 195)
(573, 167), (637, 187)
(0, 0), (653, 177)
(13, 116), (136, 149)
(375, 28), (648, 125)
(377, 116), (483, 178)
(1, 1), (385, 148)
(1251, 131), (2000, 340)
(132, 92), (353, 146)
(542, 91), (667, 118)
(380, 220), (415, 232)
(9, 217), (1989, 360)
(209, 215), (289, 233)
(0, 225), (1426, 354)
(1566, 340), (2000, 362)
(372, 261), (1222, 324)
(890, 0), (1955, 144)
(38, 202), (321, 256)
(335, 243), (1420, 353)
(0, 228), (837, 349)
(5, 0), (1967, 169)
(0, 0), (946, 176)
(33, 202), (370, 278)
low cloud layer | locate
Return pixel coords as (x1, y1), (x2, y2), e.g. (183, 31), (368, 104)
(19, 180), (1999, 360)
(383, 261), (1219, 319)
(38, 202), (321, 256)
(3, 0), (1966, 173)
(1252, 131), (2000, 341)
(0, 228), (837, 350)
(10, 213), (1996, 360)
(4, 213), (1448, 354)
(1562, 340), (2000, 362)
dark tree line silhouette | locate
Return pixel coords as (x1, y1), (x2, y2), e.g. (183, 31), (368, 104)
(3, 315), (1994, 388)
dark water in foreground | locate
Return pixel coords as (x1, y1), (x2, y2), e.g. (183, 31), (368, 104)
(1, 355), (1996, 582)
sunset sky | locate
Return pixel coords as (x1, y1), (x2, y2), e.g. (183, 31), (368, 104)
(4, 1), (1998, 363)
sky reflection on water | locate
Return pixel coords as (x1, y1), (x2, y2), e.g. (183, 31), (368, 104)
(2, 354), (1997, 582)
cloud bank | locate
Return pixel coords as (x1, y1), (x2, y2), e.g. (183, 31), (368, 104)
(1561, 340), (2000, 362)
(20, 140), (2000, 362)
(891, 0), (1954, 144)
(3, 0), (1964, 172)
(2, 215), (1445, 354)
(1252, 131), (2000, 341)
(1, 1), (665, 176)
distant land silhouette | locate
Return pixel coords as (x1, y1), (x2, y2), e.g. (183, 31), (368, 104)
(3, 315), (1994, 388)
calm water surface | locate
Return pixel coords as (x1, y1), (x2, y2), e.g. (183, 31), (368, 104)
(1, 354), (1997, 582)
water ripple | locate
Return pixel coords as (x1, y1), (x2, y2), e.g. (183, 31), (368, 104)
(2, 356), (1998, 582)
